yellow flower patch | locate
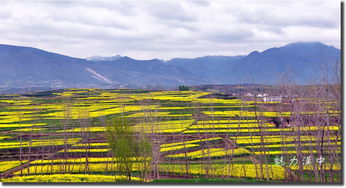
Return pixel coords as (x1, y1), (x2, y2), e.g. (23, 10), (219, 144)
(73, 143), (109, 147)
(56, 127), (106, 133)
(12, 128), (47, 132)
(159, 163), (285, 180)
(166, 148), (251, 159)
(189, 123), (274, 129)
(0, 136), (12, 140)
(133, 119), (194, 133)
(197, 119), (260, 124)
(184, 128), (292, 134)
(289, 164), (341, 171)
(14, 162), (144, 175)
(160, 144), (200, 152)
(30, 157), (150, 164)
(0, 161), (27, 173)
(247, 142), (341, 149)
(58, 148), (110, 153)
(254, 150), (341, 155)
(203, 111), (291, 117)
(0, 138), (81, 149)
(231, 135), (340, 145)
(160, 137), (222, 148)
(2, 174), (143, 182)
(127, 111), (192, 118)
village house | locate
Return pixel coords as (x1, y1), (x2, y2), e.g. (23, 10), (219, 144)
(244, 92), (253, 97)
(263, 96), (282, 102)
(256, 93), (268, 97)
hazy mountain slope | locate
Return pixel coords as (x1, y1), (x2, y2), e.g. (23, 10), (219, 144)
(0, 42), (340, 89)
(0, 44), (201, 88)
(221, 42), (340, 84)
(0, 44), (107, 88)
(95, 56), (203, 87)
(167, 56), (244, 83)
(167, 42), (340, 85)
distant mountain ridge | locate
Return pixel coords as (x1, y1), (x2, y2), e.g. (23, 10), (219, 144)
(0, 42), (340, 90)
(167, 42), (340, 84)
(167, 55), (245, 83)
(0, 44), (201, 89)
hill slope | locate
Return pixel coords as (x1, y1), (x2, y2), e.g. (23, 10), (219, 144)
(0, 44), (201, 89)
(167, 42), (340, 84)
(0, 42), (340, 90)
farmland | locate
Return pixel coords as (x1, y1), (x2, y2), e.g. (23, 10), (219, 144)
(0, 88), (341, 183)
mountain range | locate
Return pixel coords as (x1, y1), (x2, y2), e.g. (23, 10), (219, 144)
(0, 42), (340, 91)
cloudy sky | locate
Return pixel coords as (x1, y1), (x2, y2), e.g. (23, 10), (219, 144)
(0, 0), (341, 60)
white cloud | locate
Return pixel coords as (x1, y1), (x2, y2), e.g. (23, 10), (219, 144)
(0, 0), (340, 60)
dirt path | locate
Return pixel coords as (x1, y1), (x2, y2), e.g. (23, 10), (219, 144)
(223, 137), (237, 149)
(249, 156), (260, 164)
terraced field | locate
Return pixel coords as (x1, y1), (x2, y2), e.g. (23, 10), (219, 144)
(0, 89), (341, 183)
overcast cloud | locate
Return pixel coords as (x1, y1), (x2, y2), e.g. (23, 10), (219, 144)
(0, 0), (341, 60)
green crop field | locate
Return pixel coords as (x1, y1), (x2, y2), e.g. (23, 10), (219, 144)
(0, 89), (341, 183)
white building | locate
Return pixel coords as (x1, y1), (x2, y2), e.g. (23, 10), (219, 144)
(244, 93), (253, 97)
(256, 93), (269, 98)
(257, 93), (263, 97)
(263, 96), (282, 102)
